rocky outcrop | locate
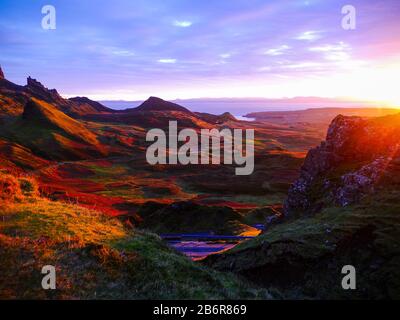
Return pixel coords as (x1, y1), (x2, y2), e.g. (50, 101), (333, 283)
(25, 76), (65, 105)
(284, 114), (400, 215)
(333, 155), (394, 206)
(27, 76), (46, 91)
(0, 69), (117, 118)
(205, 112), (400, 299)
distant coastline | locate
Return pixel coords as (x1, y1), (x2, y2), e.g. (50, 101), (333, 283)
(100, 97), (390, 117)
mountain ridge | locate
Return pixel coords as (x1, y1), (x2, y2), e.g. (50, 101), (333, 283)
(0, 68), (236, 127)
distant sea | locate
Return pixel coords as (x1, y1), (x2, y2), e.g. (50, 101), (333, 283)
(101, 99), (382, 118)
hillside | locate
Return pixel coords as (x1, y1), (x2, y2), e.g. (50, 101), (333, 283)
(285, 113), (400, 214)
(0, 68), (320, 222)
(0, 139), (49, 172)
(0, 69), (219, 129)
(195, 111), (237, 124)
(133, 96), (192, 113)
(0, 68), (28, 117)
(205, 189), (400, 299)
(83, 96), (216, 128)
(0, 172), (270, 299)
(67, 97), (115, 116)
(0, 69), (115, 119)
(2, 66), (400, 299)
(1, 98), (107, 160)
(204, 113), (400, 299)
(138, 201), (259, 236)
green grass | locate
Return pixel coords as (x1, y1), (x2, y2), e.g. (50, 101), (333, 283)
(205, 187), (400, 299)
(0, 199), (125, 244)
(0, 196), (271, 299)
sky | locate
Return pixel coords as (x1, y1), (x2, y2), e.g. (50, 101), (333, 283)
(1, 0), (400, 104)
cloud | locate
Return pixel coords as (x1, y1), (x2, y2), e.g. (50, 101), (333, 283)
(309, 42), (349, 52)
(283, 61), (324, 69)
(173, 20), (192, 28)
(295, 31), (322, 41)
(111, 49), (135, 57)
(3, 0), (399, 100)
(325, 52), (350, 61)
(264, 45), (290, 56)
(158, 58), (177, 63)
(309, 42), (351, 61)
(258, 66), (272, 72)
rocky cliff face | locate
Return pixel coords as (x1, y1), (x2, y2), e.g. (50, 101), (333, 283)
(284, 114), (400, 215)
(25, 76), (64, 104)
(0, 68), (116, 118)
(205, 112), (400, 299)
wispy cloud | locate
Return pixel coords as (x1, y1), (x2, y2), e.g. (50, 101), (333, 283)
(111, 49), (135, 57)
(309, 42), (351, 61)
(158, 58), (177, 64)
(1, 0), (399, 100)
(309, 42), (349, 52)
(173, 20), (192, 28)
(264, 45), (290, 56)
(258, 66), (272, 72)
(283, 61), (324, 69)
(219, 53), (231, 59)
(295, 31), (322, 41)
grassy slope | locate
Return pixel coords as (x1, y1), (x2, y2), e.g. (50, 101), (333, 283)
(204, 187), (400, 299)
(26, 98), (100, 146)
(0, 98), (107, 160)
(0, 196), (270, 299)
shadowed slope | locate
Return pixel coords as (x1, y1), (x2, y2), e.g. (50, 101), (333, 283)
(22, 98), (99, 146)
(3, 98), (108, 160)
(0, 139), (49, 172)
(68, 97), (115, 116)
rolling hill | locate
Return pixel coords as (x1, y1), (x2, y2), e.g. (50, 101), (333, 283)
(0, 172), (270, 299)
(1, 98), (107, 160)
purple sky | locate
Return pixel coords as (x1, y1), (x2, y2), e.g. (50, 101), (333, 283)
(1, 0), (400, 104)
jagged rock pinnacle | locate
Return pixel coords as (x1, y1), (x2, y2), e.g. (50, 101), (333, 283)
(27, 76), (46, 89)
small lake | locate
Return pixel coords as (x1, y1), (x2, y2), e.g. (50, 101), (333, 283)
(234, 115), (255, 121)
(160, 233), (255, 261)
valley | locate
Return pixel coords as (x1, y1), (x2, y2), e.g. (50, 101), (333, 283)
(1, 66), (400, 298)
